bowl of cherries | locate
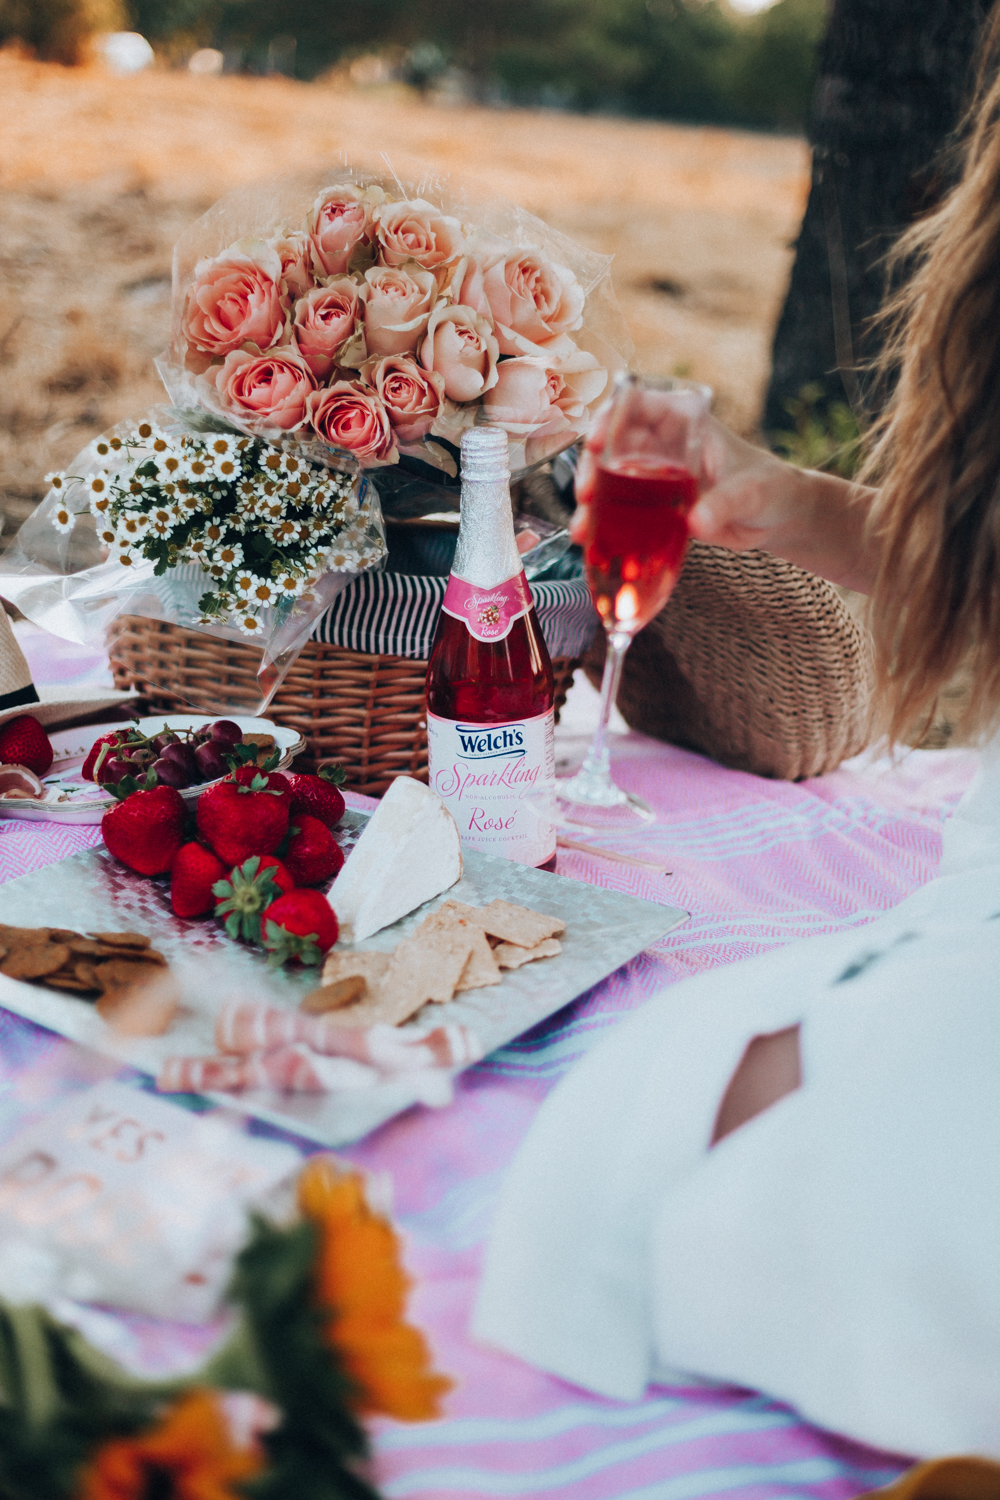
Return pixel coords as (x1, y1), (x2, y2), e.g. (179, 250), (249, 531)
(83, 715), (305, 805)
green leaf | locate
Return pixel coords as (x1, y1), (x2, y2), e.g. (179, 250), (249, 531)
(219, 1217), (380, 1500)
(318, 764), (347, 788)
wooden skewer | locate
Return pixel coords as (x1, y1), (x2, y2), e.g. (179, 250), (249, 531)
(556, 836), (672, 876)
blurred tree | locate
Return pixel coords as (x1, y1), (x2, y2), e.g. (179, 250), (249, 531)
(0, 0), (124, 62)
(726, 0), (826, 131)
(763, 0), (992, 447)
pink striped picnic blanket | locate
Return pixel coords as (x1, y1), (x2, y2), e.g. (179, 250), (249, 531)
(0, 624), (977, 1498)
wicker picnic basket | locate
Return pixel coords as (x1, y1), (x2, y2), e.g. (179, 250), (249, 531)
(107, 619), (581, 798)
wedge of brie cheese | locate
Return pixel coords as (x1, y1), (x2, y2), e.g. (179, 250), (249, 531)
(328, 776), (463, 941)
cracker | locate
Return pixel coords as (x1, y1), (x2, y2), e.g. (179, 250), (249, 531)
(45, 973), (95, 993)
(45, 928), (82, 943)
(96, 957), (161, 993)
(332, 925), (473, 1028)
(300, 975), (368, 1014)
(422, 905), (502, 992)
(0, 925), (50, 949)
(73, 959), (99, 989)
(394, 921), (475, 1004)
(493, 937), (562, 969)
(91, 932), (151, 949)
(1, 944), (71, 980)
(320, 950), (391, 990)
(436, 898), (565, 948)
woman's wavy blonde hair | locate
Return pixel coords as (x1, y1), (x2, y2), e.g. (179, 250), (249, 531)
(863, 7), (1000, 745)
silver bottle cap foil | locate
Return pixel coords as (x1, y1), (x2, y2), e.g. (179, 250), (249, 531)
(460, 425), (511, 484)
(453, 427), (521, 589)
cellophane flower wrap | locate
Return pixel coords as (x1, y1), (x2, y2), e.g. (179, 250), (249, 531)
(0, 406), (384, 712)
(157, 154), (632, 505)
(0, 155), (629, 705)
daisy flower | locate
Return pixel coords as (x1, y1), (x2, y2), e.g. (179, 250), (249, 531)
(237, 611), (264, 635)
(214, 541), (244, 569)
(250, 579), (277, 606)
(53, 504), (75, 534)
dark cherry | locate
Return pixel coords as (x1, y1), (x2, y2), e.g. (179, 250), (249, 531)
(151, 731), (179, 754)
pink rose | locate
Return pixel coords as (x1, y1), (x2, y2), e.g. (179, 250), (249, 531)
(183, 243), (287, 366)
(482, 358), (571, 442)
(307, 381), (397, 465)
(270, 231), (314, 297)
(292, 279), (362, 379)
(372, 199), (464, 271)
(360, 266), (438, 357)
(419, 303), (498, 404)
(361, 355), (445, 445)
(309, 185), (377, 278)
(483, 348), (608, 464)
(482, 250), (585, 354)
(205, 348), (317, 433)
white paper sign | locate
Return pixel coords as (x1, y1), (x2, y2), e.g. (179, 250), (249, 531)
(0, 1082), (299, 1321)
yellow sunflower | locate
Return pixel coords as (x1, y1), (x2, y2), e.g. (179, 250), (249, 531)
(77, 1389), (262, 1500)
(298, 1157), (452, 1423)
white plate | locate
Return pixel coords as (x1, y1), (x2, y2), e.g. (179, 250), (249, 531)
(0, 715), (306, 825)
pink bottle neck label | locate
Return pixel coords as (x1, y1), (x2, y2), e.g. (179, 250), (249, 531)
(441, 570), (533, 643)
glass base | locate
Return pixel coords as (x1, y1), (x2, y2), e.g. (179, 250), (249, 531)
(527, 774), (655, 834)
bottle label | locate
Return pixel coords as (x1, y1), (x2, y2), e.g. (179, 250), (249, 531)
(427, 708), (556, 866)
(441, 569), (533, 643)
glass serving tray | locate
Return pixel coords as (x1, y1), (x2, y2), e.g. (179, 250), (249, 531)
(0, 811), (686, 1146)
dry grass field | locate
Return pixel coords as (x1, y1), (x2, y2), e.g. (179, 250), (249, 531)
(0, 52), (809, 539)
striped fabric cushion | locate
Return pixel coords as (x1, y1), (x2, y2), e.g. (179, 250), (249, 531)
(311, 571), (598, 660)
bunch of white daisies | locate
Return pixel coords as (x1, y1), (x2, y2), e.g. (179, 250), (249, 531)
(47, 423), (382, 636)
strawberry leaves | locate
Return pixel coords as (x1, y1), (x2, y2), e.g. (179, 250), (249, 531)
(213, 856), (286, 943)
(263, 920), (324, 969)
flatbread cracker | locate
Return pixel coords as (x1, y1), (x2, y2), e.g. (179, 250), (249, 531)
(320, 950), (391, 990)
(423, 904), (501, 991)
(436, 898), (565, 948)
(331, 923), (474, 1028)
(493, 937), (563, 969)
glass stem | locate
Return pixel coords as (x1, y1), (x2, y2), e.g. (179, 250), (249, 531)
(579, 629), (630, 786)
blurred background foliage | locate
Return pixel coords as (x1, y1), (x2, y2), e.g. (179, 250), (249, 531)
(0, 0), (827, 133)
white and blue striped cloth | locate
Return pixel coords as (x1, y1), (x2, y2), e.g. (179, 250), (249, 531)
(311, 572), (598, 661)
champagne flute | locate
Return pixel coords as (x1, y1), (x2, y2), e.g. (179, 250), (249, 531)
(532, 372), (712, 829)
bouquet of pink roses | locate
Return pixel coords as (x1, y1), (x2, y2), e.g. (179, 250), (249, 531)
(157, 157), (631, 484)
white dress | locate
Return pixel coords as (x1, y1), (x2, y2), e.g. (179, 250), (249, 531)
(474, 741), (1000, 1459)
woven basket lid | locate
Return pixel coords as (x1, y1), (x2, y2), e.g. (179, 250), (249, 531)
(600, 542), (873, 781)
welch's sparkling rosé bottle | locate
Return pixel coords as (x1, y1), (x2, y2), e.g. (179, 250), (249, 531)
(425, 427), (557, 869)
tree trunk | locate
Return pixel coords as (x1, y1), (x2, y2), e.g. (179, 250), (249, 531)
(763, 0), (991, 441)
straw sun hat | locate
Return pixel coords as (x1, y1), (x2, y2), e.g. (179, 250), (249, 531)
(0, 606), (134, 734)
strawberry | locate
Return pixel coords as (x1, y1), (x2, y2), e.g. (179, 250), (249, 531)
(82, 729), (128, 781)
(213, 854), (295, 943)
(283, 813), (345, 887)
(171, 842), (228, 919)
(0, 715), (53, 777)
(196, 771), (289, 866)
(230, 765), (292, 802)
(102, 784), (187, 876)
(262, 889), (339, 967)
(284, 769), (346, 829)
